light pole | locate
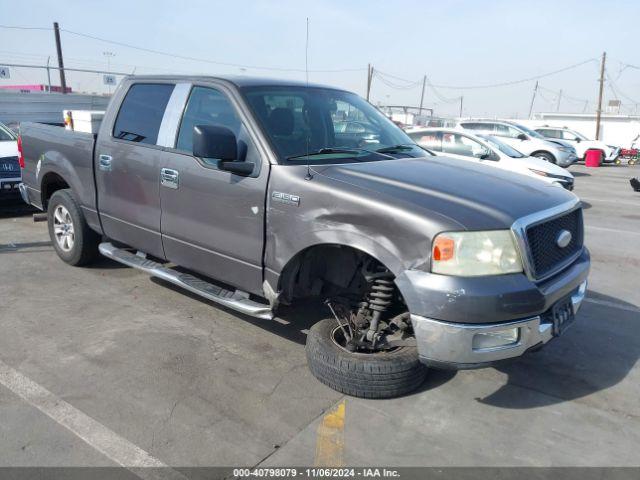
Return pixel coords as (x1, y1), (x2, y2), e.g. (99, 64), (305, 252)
(103, 51), (115, 94)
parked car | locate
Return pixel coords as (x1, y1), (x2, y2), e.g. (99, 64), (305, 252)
(457, 120), (578, 167)
(0, 122), (21, 200)
(534, 126), (620, 163)
(407, 128), (575, 190)
(18, 76), (589, 398)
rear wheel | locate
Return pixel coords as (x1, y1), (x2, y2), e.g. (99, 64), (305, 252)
(47, 189), (100, 266)
(533, 152), (556, 164)
(306, 317), (426, 399)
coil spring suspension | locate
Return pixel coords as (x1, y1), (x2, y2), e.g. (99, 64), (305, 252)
(364, 265), (394, 343)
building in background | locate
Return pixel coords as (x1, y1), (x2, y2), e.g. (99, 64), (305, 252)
(0, 84), (73, 94)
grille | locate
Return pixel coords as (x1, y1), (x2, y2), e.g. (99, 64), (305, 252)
(525, 208), (583, 279)
(0, 156), (20, 179)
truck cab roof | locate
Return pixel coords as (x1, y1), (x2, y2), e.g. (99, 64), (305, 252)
(120, 74), (343, 91)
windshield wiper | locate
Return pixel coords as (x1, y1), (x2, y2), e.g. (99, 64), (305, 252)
(286, 148), (366, 161)
(375, 144), (416, 153)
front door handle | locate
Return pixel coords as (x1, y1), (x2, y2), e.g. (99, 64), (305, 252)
(98, 154), (112, 172)
(160, 168), (179, 189)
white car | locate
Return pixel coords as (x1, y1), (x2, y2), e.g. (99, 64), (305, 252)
(534, 126), (620, 163)
(0, 122), (21, 200)
(407, 127), (575, 190)
(456, 120), (578, 167)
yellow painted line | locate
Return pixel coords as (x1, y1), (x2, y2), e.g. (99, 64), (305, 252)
(314, 399), (346, 467)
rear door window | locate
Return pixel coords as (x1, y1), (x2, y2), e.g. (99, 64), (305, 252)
(461, 123), (494, 134)
(538, 128), (561, 139)
(441, 133), (485, 157)
(408, 131), (442, 151)
(113, 83), (175, 145)
(494, 124), (522, 138)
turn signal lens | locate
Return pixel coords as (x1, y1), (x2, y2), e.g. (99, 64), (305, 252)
(433, 236), (455, 261)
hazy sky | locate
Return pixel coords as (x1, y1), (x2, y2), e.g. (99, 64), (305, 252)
(1, 0), (639, 117)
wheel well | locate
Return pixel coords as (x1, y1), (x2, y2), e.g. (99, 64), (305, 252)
(530, 150), (553, 159)
(277, 244), (397, 306)
(41, 172), (69, 209)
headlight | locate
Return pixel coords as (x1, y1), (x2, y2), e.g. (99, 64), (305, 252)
(558, 147), (573, 153)
(529, 168), (549, 177)
(432, 230), (523, 276)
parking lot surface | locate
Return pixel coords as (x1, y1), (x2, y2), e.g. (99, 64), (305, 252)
(0, 163), (638, 469)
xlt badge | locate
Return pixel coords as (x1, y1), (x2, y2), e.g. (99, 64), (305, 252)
(272, 191), (300, 206)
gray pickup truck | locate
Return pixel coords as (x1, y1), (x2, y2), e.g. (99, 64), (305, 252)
(18, 75), (590, 398)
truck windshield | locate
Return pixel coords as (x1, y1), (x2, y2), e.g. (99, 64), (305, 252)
(241, 86), (426, 164)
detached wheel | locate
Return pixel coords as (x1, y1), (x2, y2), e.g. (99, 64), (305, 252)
(305, 318), (427, 399)
(533, 152), (556, 164)
(47, 189), (100, 266)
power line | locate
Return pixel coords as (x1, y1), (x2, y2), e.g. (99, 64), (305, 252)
(61, 28), (365, 73)
(0, 24), (365, 73)
(370, 59), (597, 91)
(605, 69), (640, 105)
(0, 24), (51, 31)
(430, 58), (598, 90)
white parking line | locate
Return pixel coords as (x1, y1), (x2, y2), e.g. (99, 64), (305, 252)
(0, 360), (187, 480)
(586, 225), (640, 236)
(584, 297), (640, 313)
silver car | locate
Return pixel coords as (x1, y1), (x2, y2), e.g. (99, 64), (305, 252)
(457, 120), (578, 167)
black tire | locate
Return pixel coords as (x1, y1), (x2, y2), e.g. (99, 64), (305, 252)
(305, 318), (427, 399)
(47, 189), (100, 266)
(533, 152), (556, 164)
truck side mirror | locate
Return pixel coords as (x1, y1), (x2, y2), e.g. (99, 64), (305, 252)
(517, 133), (527, 141)
(193, 125), (237, 160)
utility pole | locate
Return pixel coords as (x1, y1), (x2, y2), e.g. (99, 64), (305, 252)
(53, 22), (67, 94)
(595, 51), (606, 140)
(556, 89), (562, 112)
(459, 96), (463, 117)
(46, 56), (52, 93)
(418, 75), (426, 115)
(528, 81), (538, 119)
(366, 64), (373, 102)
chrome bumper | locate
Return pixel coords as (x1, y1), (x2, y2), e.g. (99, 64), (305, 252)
(411, 280), (587, 368)
(18, 182), (29, 204)
(605, 147), (620, 162)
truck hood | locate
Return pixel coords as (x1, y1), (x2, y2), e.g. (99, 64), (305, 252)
(542, 138), (574, 150)
(313, 156), (576, 230)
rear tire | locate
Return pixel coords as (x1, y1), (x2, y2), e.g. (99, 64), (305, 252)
(533, 152), (556, 164)
(47, 189), (100, 266)
(305, 318), (427, 399)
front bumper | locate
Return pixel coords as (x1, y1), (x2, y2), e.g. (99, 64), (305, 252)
(604, 147), (621, 163)
(18, 182), (29, 204)
(556, 151), (578, 167)
(411, 280), (587, 369)
(0, 178), (22, 198)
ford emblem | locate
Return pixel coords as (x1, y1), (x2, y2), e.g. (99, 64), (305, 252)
(556, 229), (572, 248)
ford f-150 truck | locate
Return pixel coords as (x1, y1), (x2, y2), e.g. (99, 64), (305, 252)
(18, 76), (590, 398)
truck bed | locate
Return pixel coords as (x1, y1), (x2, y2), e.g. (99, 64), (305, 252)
(20, 122), (97, 215)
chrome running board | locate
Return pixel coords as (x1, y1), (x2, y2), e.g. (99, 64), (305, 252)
(98, 242), (273, 320)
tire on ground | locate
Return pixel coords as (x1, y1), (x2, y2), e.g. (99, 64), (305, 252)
(47, 189), (100, 266)
(305, 318), (427, 399)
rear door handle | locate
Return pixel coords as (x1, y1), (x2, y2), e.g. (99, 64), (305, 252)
(160, 168), (179, 189)
(98, 154), (112, 172)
